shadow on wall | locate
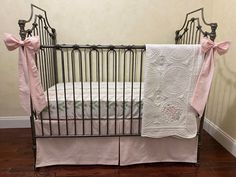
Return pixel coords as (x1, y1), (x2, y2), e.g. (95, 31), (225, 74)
(206, 55), (236, 137)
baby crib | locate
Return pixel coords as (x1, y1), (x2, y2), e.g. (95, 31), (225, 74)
(18, 4), (217, 168)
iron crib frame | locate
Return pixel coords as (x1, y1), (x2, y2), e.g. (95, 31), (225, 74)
(18, 4), (217, 167)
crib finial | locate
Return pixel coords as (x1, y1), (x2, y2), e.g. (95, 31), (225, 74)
(209, 23), (218, 41)
(18, 20), (27, 40)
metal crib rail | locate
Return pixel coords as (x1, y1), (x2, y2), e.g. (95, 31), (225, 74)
(40, 44), (146, 50)
(37, 46), (145, 138)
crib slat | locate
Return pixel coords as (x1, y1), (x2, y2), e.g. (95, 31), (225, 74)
(84, 49), (88, 82)
(54, 63), (60, 136)
(130, 50), (134, 135)
(122, 50), (126, 135)
(138, 50), (144, 135)
(198, 26), (201, 43)
(67, 49), (70, 82)
(191, 20), (196, 44)
(106, 50), (109, 135)
(188, 20), (193, 44)
(89, 49), (93, 135)
(114, 50), (117, 135)
(61, 49), (69, 135)
(97, 50), (101, 135)
(71, 49), (77, 135)
(79, 49), (85, 135)
(42, 49), (52, 135)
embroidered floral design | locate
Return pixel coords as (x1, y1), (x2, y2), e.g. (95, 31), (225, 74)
(161, 100), (184, 123)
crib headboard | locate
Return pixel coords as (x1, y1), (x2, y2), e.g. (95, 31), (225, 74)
(18, 4), (56, 43)
(175, 8), (217, 44)
(18, 4), (57, 89)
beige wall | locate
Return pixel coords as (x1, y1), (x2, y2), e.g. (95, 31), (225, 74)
(0, 0), (209, 116)
(39, 0), (211, 44)
(206, 0), (236, 139)
(2, 0), (236, 140)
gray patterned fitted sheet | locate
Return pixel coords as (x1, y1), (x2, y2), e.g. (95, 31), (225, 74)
(41, 82), (144, 119)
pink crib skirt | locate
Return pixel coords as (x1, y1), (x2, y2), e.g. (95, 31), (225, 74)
(35, 118), (198, 167)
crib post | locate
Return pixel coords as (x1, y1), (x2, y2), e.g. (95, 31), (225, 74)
(51, 28), (58, 84)
(30, 114), (37, 170)
(18, 19), (37, 169)
(175, 30), (180, 44)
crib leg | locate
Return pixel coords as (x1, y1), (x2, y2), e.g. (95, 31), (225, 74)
(30, 114), (37, 170)
(194, 162), (200, 167)
(196, 109), (206, 166)
(196, 135), (202, 166)
(32, 144), (37, 170)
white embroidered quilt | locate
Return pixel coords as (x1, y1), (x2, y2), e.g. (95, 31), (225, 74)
(142, 44), (204, 138)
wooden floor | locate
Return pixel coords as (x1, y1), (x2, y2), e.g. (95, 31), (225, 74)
(0, 129), (236, 177)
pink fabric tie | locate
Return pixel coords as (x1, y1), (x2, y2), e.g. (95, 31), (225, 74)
(191, 38), (230, 117)
(4, 33), (47, 115)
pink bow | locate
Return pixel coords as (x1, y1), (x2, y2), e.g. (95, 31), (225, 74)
(3, 33), (47, 115)
(191, 37), (230, 117)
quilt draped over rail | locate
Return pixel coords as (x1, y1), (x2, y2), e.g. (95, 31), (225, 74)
(142, 44), (204, 138)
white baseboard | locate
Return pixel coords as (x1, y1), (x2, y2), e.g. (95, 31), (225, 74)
(0, 116), (30, 128)
(204, 118), (236, 157)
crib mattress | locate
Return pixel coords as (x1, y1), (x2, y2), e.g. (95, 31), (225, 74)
(42, 82), (143, 119)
